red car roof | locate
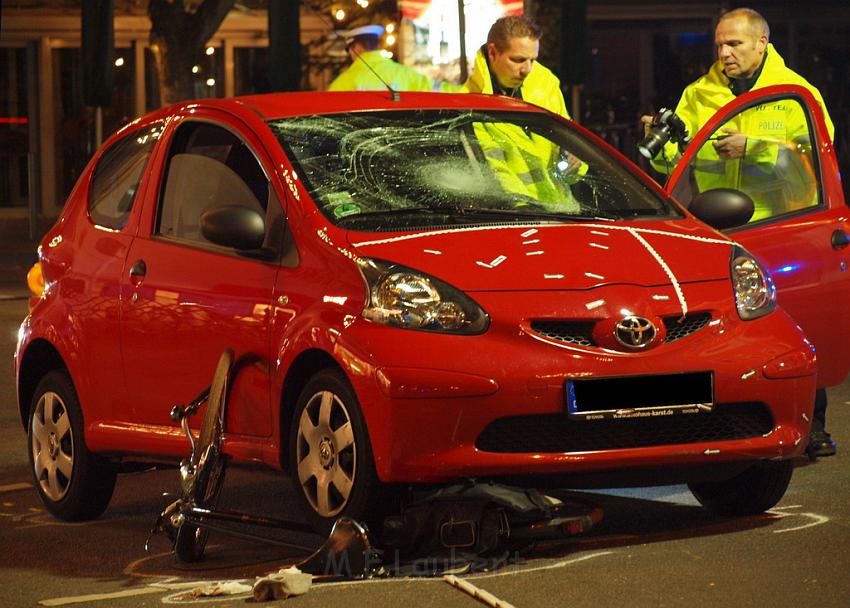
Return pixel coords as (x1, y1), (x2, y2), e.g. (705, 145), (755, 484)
(229, 91), (548, 120)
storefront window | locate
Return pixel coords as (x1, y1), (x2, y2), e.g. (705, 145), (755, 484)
(401, 0), (521, 84)
(145, 45), (224, 112)
(0, 47), (30, 209)
(195, 44), (225, 99)
(235, 47), (271, 95)
(52, 47), (135, 202)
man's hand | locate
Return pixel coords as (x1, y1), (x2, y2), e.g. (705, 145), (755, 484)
(712, 128), (747, 159)
(640, 115), (653, 136)
(557, 151), (582, 174)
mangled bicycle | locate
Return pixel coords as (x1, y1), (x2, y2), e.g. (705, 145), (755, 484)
(148, 349), (603, 578)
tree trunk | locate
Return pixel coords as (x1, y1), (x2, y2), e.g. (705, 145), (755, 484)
(148, 0), (236, 106)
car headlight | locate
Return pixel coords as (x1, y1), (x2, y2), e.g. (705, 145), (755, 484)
(730, 246), (776, 320)
(357, 258), (489, 334)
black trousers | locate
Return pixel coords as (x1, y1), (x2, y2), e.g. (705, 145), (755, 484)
(812, 387), (828, 433)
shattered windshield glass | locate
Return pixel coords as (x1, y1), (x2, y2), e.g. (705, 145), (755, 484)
(267, 109), (680, 231)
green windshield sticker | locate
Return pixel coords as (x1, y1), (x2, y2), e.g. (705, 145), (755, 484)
(333, 203), (361, 218)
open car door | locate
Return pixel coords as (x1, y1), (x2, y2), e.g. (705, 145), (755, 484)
(666, 84), (850, 388)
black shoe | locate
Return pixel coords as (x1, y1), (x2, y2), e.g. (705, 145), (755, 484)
(807, 430), (837, 458)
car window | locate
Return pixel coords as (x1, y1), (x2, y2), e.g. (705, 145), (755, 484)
(671, 95), (821, 224)
(157, 122), (271, 245)
(267, 110), (680, 232)
(88, 122), (163, 229)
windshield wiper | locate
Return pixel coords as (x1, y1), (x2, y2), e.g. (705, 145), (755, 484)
(503, 208), (619, 222)
(333, 206), (440, 224)
(461, 205), (620, 222)
(333, 203), (620, 225)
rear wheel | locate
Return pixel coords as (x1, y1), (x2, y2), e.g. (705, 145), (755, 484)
(289, 369), (383, 535)
(173, 349), (232, 563)
(28, 370), (116, 521)
(688, 460), (794, 516)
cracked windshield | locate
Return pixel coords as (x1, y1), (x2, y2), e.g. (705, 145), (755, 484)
(268, 110), (681, 231)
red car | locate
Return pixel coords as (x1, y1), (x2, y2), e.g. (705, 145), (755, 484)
(15, 86), (849, 532)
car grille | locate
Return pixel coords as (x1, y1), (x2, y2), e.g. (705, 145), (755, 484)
(662, 312), (712, 343)
(530, 321), (595, 346)
(530, 312), (712, 348)
(475, 402), (774, 453)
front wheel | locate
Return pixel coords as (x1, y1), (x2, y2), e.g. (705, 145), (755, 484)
(28, 370), (117, 521)
(289, 369), (383, 535)
(688, 460), (794, 516)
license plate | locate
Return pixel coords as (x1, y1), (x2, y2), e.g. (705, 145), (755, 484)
(565, 372), (714, 420)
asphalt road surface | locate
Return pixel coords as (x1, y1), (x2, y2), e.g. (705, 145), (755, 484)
(2, 293), (850, 607)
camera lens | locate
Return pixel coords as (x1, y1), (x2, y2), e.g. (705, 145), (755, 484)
(637, 128), (669, 159)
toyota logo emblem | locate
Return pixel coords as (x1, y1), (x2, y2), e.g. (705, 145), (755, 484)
(614, 316), (657, 349)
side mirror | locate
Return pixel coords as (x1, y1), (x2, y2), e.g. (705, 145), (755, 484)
(688, 188), (754, 230)
(201, 205), (265, 250)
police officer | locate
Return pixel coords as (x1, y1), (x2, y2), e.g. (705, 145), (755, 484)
(641, 8), (836, 457)
(641, 8), (834, 177)
(462, 15), (569, 119)
(461, 15), (582, 208)
(328, 25), (434, 92)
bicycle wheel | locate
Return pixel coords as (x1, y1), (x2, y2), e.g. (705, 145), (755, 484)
(174, 348), (233, 562)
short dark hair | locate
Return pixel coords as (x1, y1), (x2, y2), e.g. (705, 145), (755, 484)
(487, 15), (542, 51)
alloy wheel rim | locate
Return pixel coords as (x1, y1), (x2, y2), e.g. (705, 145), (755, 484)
(296, 390), (356, 517)
(31, 391), (74, 501)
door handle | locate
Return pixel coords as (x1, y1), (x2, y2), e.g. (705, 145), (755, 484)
(128, 259), (147, 287)
(831, 229), (850, 250)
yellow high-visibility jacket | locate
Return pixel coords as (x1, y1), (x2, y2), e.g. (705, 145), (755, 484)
(328, 50), (434, 92)
(653, 45), (834, 220)
(461, 48), (570, 119)
(460, 48), (579, 208)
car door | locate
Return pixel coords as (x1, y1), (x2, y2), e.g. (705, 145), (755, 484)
(666, 84), (850, 388)
(119, 110), (284, 437)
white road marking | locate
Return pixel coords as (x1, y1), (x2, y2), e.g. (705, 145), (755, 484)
(0, 482), (32, 493)
(316, 550), (616, 589)
(469, 551), (616, 579)
(39, 587), (166, 606)
(768, 505), (830, 533)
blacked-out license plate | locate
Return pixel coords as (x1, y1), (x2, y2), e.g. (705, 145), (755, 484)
(565, 372), (714, 420)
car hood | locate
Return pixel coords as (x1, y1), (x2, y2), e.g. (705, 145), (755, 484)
(346, 221), (734, 292)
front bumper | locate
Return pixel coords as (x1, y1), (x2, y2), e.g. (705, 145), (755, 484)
(340, 290), (815, 484)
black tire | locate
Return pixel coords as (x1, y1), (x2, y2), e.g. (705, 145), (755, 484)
(173, 443), (227, 562)
(173, 349), (232, 563)
(688, 460), (794, 516)
(289, 369), (384, 535)
(27, 370), (116, 521)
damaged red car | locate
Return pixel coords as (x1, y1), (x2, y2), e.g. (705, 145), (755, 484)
(15, 85), (849, 532)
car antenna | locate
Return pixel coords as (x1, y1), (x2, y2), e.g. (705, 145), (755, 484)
(304, 1), (401, 102)
(330, 30), (400, 102)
